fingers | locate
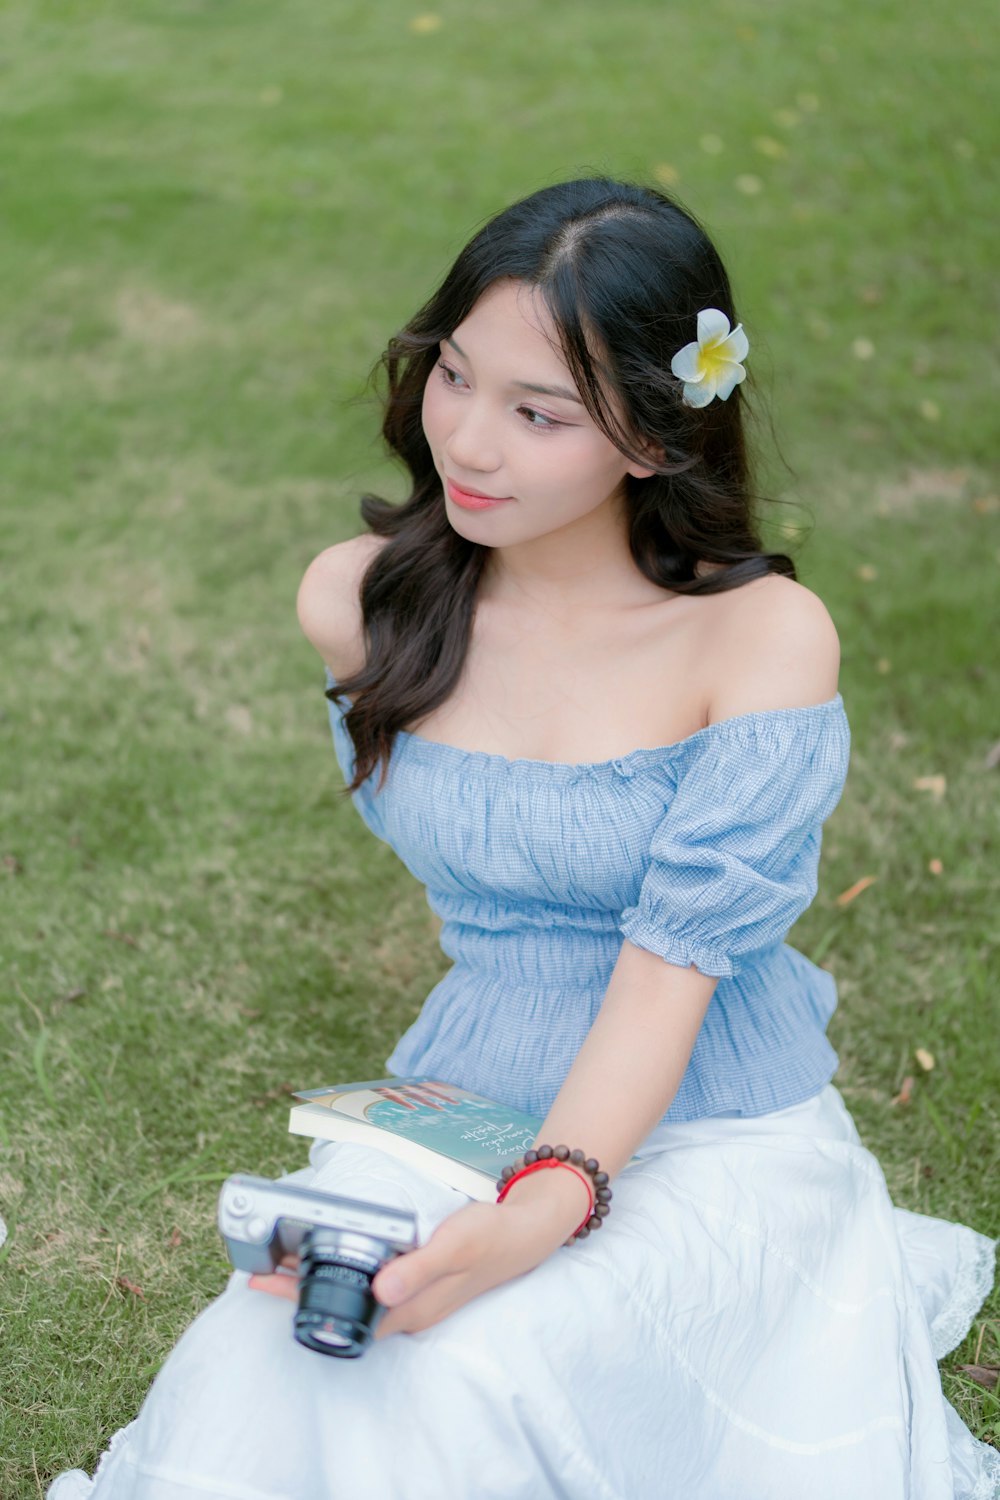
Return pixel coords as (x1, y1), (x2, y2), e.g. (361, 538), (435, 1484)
(248, 1269), (299, 1302)
(372, 1241), (460, 1308)
(373, 1243), (444, 1307)
(246, 1252), (299, 1301)
(373, 1269), (468, 1340)
(248, 1258), (466, 1333)
(372, 1205), (489, 1308)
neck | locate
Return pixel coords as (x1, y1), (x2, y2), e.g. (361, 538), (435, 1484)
(480, 493), (645, 616)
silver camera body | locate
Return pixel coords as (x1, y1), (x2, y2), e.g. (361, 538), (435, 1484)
(218, 1173), (418, 1356)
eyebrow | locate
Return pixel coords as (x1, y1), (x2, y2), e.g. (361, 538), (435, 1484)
(445, 336), (584, 405)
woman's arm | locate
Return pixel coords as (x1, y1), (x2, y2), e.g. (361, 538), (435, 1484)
(296, 532), (386, 675)
(500, 944), (717, 1235)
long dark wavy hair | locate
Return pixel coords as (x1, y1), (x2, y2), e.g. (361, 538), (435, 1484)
(332, 177), (795, 791)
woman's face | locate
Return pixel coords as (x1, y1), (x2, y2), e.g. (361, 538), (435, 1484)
(421, 279), (653, 548)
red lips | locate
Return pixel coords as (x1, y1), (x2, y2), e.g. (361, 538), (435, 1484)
(445, 478), (515, 511)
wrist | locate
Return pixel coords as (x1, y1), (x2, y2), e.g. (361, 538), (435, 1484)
(498, 1162), (593, 1239)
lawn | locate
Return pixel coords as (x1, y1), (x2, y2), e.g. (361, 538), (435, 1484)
(1, 0), (997, 1492)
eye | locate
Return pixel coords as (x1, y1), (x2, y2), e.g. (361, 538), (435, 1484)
(517, 406), (562, 431)
(437, 360), (468, 388)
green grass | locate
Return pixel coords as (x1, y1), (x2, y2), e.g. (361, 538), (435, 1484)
(1, 0), (998, 1492)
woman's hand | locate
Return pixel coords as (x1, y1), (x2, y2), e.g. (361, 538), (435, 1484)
(371, 1192), (572, 1338)
(247, 1166), (591, 1338)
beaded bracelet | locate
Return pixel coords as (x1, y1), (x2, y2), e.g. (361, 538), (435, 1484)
(496, 1144), (613, 1246)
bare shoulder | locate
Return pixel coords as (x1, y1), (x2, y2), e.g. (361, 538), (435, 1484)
(703, 572), (841, 722)
(296, 532), (388, 677)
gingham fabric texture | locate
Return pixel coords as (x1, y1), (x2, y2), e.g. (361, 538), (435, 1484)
(325, 671), (852, 1123)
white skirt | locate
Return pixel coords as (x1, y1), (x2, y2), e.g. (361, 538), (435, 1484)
(48, 1085), (999, 1500)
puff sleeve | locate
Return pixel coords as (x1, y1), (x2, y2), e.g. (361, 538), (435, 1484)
(618, 697), (851, 979)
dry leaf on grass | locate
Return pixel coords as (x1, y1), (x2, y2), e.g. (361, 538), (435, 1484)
(56, 987), (87, 1005)
(915, 1048), (935, 1071)
(251, 1081), (297, 1107)
(912, 775), (946, 800)
(836, 875), (876, 907)
(116, 1275), (146, 1300)
(891, 1076), (914, 1106)
(957, 1364), (999, 1391)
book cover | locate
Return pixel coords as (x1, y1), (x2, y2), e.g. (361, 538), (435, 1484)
(288, 1077), (543, 1201)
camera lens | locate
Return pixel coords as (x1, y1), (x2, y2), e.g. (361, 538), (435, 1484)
(293, 1228), (389, 1358)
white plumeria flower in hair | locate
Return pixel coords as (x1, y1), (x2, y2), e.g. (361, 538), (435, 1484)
(670, 308), (750, 408)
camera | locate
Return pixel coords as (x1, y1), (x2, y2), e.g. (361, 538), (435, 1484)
(218, 1173), (418, 1357)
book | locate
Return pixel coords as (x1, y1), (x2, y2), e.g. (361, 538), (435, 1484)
(288, 1077), (544, 1201)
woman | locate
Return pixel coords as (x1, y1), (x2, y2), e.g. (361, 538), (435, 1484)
(50, 178), (998, 1499)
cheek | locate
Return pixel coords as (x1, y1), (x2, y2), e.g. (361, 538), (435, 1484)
(535, 435), (627, 503)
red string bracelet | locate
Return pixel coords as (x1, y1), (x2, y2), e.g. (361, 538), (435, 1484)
(496, 1159), (594, 1235)
(495, 1145), (613, 1245)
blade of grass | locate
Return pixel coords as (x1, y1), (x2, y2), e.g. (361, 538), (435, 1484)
(808, 923), (839, 967)
(922, 1095), (961, 1163)
(32, 1029), (56, 1110)
(133, 1150), (227, 1205)
(963, 1099), (983, 1140)
(80, 1066), (109, 1109)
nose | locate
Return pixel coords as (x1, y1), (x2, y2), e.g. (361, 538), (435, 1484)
(442, 397), (502, 477)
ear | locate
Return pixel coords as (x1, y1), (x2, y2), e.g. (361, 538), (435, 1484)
(625, 437), (666, 480)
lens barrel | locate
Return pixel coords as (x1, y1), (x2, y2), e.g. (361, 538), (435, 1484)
(293, 1228), (387, 1357)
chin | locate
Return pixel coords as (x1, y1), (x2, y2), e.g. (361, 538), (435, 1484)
(443, 503), (510, 544)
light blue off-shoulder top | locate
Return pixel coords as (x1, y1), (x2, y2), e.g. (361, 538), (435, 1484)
(324, 669), (851, 1123)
